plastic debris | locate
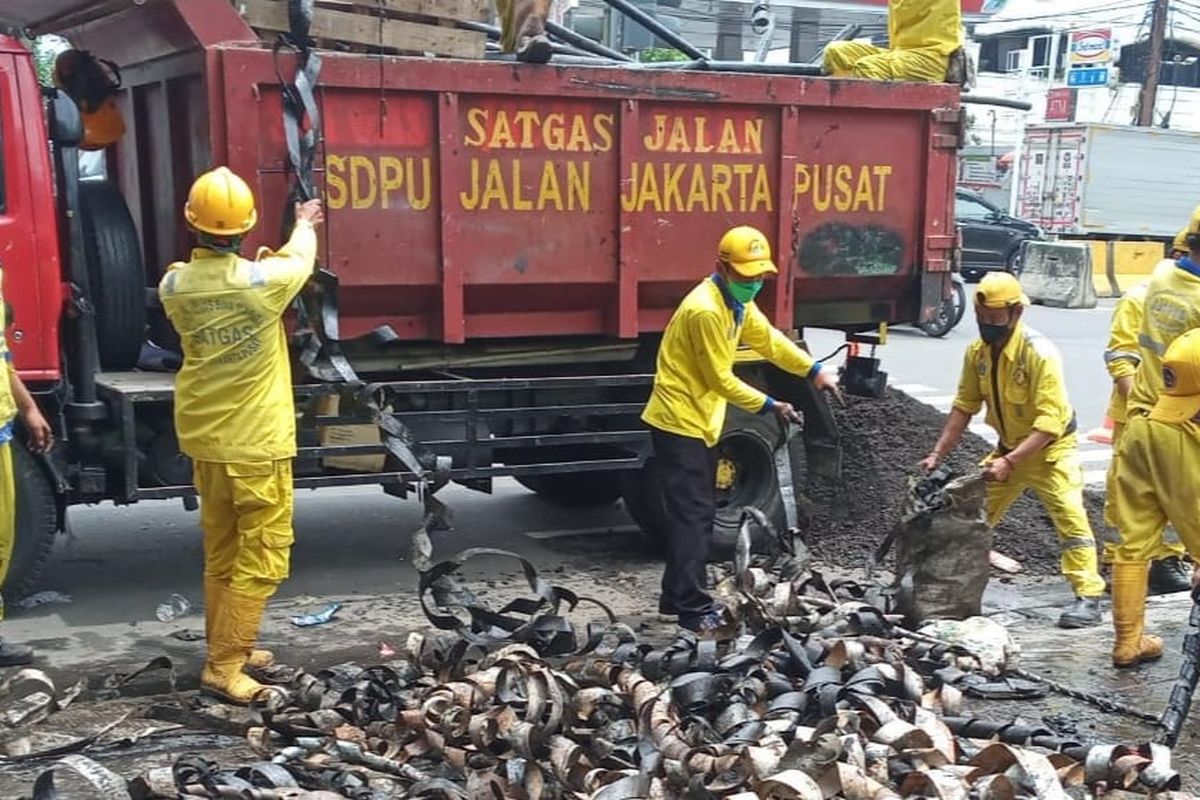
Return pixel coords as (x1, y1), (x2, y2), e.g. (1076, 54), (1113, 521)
(154, 593), (191, 623)
(290, 602), (341, 628)
(13, 591), (73, 610)
(918, 616), (1020, 676)
(378, 641), (397, 659)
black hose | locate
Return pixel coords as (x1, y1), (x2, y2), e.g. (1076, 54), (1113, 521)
(636, 59), (825, 76)
(546, 21), (633, 62)
(961, 94), (1033, 111)
(599, 0), (706, 61)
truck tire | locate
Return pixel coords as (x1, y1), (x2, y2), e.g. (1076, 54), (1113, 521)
(7, 445), (59, 600)
(516, 472), (621, 508)
(79, 179), (146, 370)
(619, 407), (787, 560)
(919, 278), (966, 338)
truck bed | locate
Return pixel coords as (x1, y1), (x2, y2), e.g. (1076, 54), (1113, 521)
(66, 0), (960, 347)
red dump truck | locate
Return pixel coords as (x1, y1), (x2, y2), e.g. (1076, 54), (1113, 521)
(0, 0), (961, 593)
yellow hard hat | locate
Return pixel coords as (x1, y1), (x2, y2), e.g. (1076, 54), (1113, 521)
(184, 167), (258, 236)
(718, 225), (778, 278)
(975, 272), (1029, 309)
(79, 96), (125, 151)
(1150, 328), (1200, 424)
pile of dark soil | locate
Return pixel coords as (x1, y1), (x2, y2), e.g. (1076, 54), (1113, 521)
(794, 389), (1105, 577)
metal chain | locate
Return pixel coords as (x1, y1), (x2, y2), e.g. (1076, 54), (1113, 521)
(1009, 666), (1161, 724)
(891, 623), (1161, 726)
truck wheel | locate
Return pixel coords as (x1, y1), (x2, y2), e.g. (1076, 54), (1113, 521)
(619, 407), (788, 560)
(711, 408), (787, 559)
(516, 472), (621, 508)
(7, 446), (59, 600)
(79, 179), (146, 370)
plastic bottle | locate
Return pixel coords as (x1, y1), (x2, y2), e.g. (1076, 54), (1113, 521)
(155, 593), (191, 622)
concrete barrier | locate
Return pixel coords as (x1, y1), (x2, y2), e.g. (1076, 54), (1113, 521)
(1019, 241), (1098, 309)
(1089, 240), (1165, 298)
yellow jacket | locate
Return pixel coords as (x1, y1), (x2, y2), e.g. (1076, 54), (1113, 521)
(1129, 258), (1200, 417)
(642, 276), (817, 447)
(1104, 281), (1148, 424)
(0, 269), (15, 431)
(160, 221), (317, 463)
(891, 0), (962, 56)
(952, 321), (1075, 456)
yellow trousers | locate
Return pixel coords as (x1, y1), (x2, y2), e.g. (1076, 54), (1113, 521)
(1111, 417), (1200, 562)
(823, 41), (949, 82)
(1103, 421), (1185, 563)
(0, 442), (13, 591)
(985, 439), (1107, 598)
(194, 459), (295, 600)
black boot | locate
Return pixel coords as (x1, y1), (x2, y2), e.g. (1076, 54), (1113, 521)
(516, 34), (552, 64)
(1148, 557), (1193, 596)
(1059, 597), (1103, 629)
(0, 637), (34, 667)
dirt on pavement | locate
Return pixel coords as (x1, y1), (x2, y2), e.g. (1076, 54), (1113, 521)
(796, 389), (1107, 577)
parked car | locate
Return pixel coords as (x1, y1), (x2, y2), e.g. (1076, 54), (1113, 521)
(956, 188), (1043, 282)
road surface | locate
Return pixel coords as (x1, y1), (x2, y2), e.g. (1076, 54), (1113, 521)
(4, 298), (1123, 678)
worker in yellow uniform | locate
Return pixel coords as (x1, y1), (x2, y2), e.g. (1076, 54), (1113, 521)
(921, 273), (1106, 628)
(0, 271), (52, 666)
(1109, 328), (1200, 668)
(1106, 212), (1200, 665)
(496, 0), (552, 63)
(1101, 281), (1190, 593)
(641, 226), (839, 635)
(160, 167), (323, 704)
(824, 0), (962, 83)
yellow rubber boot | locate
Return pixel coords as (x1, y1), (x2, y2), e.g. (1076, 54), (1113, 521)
(1111, 561), (1164, 669)
(204, 577), (274, 670)
(201, 589), (271, 704)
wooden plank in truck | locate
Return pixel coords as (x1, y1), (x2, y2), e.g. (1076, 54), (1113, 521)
(240, 0), (486, 58)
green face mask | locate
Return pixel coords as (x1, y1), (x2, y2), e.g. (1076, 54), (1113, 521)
(727, 278), (764, 304)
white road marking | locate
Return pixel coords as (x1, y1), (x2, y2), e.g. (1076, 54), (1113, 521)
(1084, 469), (1109, 486)
(892, 383), (939, 395)
(1074, 449), (1114, 464)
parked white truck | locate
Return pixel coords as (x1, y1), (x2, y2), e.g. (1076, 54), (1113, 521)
(1016, 123), (1200, 240)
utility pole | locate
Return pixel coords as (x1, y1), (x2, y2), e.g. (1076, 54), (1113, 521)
(1137, 0), (1169, 126)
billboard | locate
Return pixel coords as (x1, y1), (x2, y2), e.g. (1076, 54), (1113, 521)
(1069, 28), (1114, 66)
(1045, 87), (1076, 122)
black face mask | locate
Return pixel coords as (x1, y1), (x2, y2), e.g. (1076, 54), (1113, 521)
(978, 322), (1011, 344)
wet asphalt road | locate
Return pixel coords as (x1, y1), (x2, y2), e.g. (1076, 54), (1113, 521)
(7, 295), (1200, 787)
(7, 298), (1120, 676)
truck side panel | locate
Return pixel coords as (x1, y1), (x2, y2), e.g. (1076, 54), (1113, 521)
(217, 51), (958, 344)
(1082, 126), (1200, 238)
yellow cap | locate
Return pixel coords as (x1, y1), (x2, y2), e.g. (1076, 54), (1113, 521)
(1174, 228), (1190, 255)
(1181, 205), (1200, 250)
(718, 226), (778, 278)
(1150, 328), (1200, 424)
(975, 272), (1029, 309)
(184, 166), (258, 237)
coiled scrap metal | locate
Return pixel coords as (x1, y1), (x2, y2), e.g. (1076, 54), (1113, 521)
(26, 518), (1196, 798)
